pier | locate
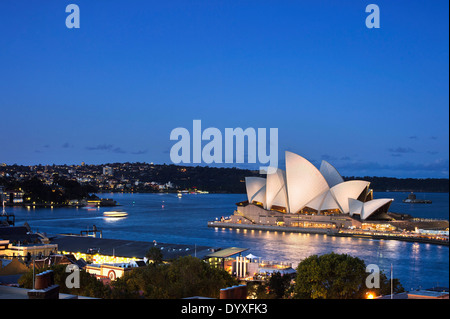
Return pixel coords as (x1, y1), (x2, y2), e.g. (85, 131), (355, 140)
(1, 201), (15, 226)
(208, 221), (331, 235)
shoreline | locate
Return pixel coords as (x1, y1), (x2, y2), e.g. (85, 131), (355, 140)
(207, 222), (449, 247)
(89, 190), (450, 194)
(4, 203), (119, 208)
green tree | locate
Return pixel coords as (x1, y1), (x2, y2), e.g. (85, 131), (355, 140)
(294, 252), (367, 299)
(19, 264), (111, 298)
(267, 272), (292, 299)
(247, 281), (270, 299)
(111, 256), (238, 299)
(145, 246), (163, 265)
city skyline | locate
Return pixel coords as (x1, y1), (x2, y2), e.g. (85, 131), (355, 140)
(0, 0), (448, 178)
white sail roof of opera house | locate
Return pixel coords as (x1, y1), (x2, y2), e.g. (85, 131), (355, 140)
(306, 180), (370, 214)
(243, 151), (394, 220)
(245, 177), (267, 208)
(285, 151), (330, 214)
(320, 160), (345, 188)
(330, 180), (370, 213)
(265, 168), (289, 211)
(349, 198), (394, 220)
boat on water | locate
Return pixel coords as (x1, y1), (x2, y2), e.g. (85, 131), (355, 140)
(103, 210), (128, 218)
(402, 192), (432, 204)
(82, 203), (99, 210)
(177, 193), (182, 198)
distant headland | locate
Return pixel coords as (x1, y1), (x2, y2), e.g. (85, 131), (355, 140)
(0, 162), (448, 207)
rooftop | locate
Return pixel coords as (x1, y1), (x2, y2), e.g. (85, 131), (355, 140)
(0, 225), (41, 243)
(205, 247), (249, 258)
(0, 285), (96, 299)
(51, 235), (226, 261)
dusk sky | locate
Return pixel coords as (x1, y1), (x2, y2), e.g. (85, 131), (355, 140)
(0, 1), (448, 178)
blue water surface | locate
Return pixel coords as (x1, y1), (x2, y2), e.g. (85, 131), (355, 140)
(8, 192), (449, 291)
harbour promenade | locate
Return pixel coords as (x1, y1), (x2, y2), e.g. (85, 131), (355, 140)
(207, 221), (449, 246)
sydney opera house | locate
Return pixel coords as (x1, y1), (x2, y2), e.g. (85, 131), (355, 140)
(232, 151), (395, 230)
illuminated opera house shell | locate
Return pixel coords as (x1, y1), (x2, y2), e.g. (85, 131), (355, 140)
(245, 151), (393, 220)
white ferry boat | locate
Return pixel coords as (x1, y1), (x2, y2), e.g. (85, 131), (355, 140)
(103, 210), (128, 218)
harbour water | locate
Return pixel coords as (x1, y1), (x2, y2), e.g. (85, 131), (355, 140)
(7, 192), (449, 291)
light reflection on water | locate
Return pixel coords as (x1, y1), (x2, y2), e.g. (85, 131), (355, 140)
(8, 192), (449, 291)
(212, 227), (448, 290)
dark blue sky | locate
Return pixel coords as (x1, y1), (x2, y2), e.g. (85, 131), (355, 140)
(0, 1), (448, 178)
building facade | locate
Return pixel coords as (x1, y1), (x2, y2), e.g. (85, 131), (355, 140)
(241, 151), (394, 222)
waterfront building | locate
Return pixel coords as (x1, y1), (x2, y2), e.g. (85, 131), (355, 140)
(206, 248), (295, 280)
(2, 189), (24, 204)
(1, 242), (58, 260)
(238, 151), (394, 228)
(206, 247), (249, 272)
(233, 255), (295, 280)
(0, 225), (58, 263)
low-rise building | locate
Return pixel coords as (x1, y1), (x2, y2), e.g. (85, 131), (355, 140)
(85, 260), (146, 281)
(2, 189), (24, 204)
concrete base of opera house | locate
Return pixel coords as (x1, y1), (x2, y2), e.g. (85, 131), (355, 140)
(207, 204), (449, 246)
(208, 221), (449, 246)
(230, 203), (362, 230)
(208, 221), (335, 235)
